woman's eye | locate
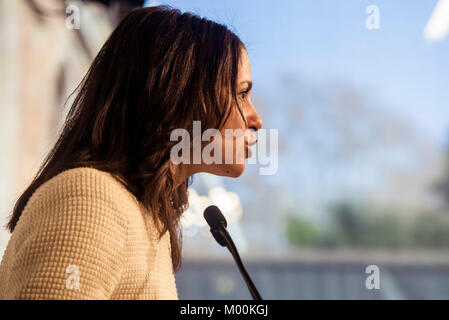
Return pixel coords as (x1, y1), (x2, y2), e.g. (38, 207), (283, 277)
(239, 90), (249, 99)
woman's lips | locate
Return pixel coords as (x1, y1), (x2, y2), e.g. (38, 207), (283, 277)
(244, 128), (257, 159)
(247, 145), (253, 158)
(247, 129), (258, 145)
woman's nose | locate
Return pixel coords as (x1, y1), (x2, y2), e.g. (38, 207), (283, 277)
(247, 106), (262, 131)
(254, 115), (262, 131)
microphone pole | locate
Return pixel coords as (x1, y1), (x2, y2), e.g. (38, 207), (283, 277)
(204, 205), (262, 300)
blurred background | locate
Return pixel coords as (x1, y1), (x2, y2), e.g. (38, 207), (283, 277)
(1, 0), (449, 299)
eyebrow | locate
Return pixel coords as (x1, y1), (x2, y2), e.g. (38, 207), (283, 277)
(239, 80), (252, 91)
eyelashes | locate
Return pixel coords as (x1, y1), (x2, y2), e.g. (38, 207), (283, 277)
(239, 89), (250, 99)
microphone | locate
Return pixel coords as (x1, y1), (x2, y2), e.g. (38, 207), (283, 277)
(203, 205), (262, 300)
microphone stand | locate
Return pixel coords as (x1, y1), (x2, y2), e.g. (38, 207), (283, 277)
(213, 228), (262, 300)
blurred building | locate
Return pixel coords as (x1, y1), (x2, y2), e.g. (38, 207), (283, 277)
(0, 0), (115, 257)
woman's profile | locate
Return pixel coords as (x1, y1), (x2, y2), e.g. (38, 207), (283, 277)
(0, 5), (262, 299)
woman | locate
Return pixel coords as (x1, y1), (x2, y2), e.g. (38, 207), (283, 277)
(0, 5), (262, 299)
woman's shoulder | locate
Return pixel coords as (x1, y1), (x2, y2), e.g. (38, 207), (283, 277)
(23, 167), (140, 222)
(37, 166), (134, 197)
(2, 167), (134, 299)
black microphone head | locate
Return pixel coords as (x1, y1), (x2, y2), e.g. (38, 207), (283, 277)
(203, 205), (227, 230)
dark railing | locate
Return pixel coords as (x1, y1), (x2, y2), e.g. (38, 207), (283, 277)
(175, 256), (449, 299)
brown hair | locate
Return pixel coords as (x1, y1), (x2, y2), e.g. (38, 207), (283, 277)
(6, 5), (246, 272)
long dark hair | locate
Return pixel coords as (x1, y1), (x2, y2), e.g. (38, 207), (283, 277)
(6, 5), (245, 272)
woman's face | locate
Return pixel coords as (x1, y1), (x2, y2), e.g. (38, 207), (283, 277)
(198, 49), (263, 178)
(171, 49), (263, 184)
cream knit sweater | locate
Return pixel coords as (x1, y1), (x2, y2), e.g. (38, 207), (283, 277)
(0, 167), (178, 300)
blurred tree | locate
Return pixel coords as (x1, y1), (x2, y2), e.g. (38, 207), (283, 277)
(285, 200), (449, 249)
(411, 211), (449, 248)
(361, 209), (411, 248)
(327, 202), (367, 247)
(284, 211), (321, 247)
(434, 136), (449, 209)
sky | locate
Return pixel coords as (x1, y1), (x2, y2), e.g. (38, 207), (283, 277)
(145, 0), (449, 148)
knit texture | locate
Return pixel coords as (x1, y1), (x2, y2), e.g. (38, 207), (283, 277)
(0, 167), (178, 300)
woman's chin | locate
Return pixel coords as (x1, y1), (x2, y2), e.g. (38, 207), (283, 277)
(198, 163), (246, 178)
(223, 163), (245, 178)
